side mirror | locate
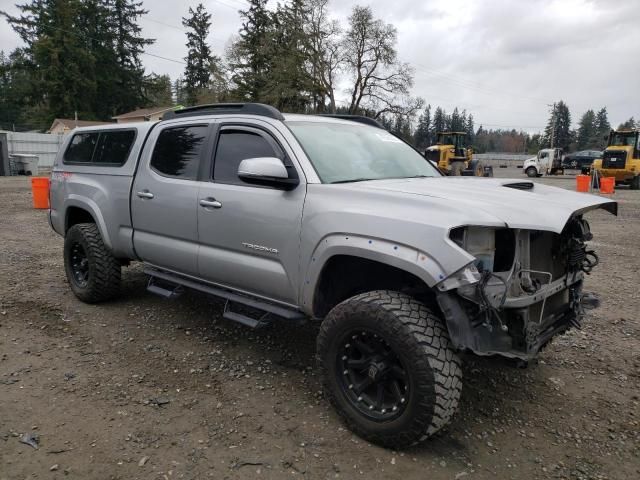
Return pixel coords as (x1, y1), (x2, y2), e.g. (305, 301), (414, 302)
(237, 157), (299, 190)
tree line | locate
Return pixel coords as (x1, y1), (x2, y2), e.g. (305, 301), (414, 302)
(0, 0), (637, 154)
(1, 0), (421, 131)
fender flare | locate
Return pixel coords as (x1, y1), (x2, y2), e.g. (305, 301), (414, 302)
(63, 196), (112, 250)
(300, 234), (450, 311)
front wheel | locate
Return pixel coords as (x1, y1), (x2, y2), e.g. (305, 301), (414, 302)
(64, 223), (121, 303)
(526, 167), (538, 178)
(450, 161), (465, 176)
(631, 175), (640, 190)
(317, 291), (462, 448)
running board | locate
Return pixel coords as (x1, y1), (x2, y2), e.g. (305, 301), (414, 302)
(223, 300), (272, 329)
(144, 267), (306, 324)
(147, 276), (184, 298)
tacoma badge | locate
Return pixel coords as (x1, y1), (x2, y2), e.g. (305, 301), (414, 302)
(242, 242), (278, 254)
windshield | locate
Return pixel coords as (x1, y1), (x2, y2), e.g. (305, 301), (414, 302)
(609, 132), (638, 147)
(287, 121), (441, 184)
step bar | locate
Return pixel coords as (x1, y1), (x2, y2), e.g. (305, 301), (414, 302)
(144, 266), (306, 326)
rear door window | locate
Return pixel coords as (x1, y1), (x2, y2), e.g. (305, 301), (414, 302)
(150, 125), (209, 180)
(93, 130), (136, 165)
(64, 132), (99, 163)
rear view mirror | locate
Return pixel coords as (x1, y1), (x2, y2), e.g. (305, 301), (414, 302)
(238, 157), (299, 190)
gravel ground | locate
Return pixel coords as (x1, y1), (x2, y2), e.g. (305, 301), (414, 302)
(1, 169), (638, 480)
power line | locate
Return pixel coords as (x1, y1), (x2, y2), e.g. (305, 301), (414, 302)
(411, 62), (552, 106)
(142, 16), (231, 45)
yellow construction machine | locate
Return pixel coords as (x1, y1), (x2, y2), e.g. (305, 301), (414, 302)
(591, 129), (640, 190)
(424, 132), (492, 177)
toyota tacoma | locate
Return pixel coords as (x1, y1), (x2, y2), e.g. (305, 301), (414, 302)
(48, 103), (617, 448)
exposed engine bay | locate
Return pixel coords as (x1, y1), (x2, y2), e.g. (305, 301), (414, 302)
(437, 215), (602, 360)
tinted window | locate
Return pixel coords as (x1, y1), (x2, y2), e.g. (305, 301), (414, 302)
(93, 130), (136, 165)
(64, 132), (99, 163)
(213, 129), (281, 185)
(151, 125), (208, 180)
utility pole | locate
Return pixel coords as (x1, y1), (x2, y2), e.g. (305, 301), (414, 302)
(547, 103), (557, 149)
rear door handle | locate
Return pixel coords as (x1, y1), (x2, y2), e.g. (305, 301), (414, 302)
(136, 190), (154, 199)
(199, 198), (222, 209)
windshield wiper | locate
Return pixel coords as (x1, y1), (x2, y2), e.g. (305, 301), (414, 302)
(330, 178), (376, 184)
(330, 175), (432, 184)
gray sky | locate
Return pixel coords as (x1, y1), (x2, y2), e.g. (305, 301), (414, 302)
(2, 0), (638, 133)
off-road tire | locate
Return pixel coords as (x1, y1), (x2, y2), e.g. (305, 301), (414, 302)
(64, 223), (121, 303)
(450, 161), (465, 176)
(631, 175), (640, 190)
(317, 290), (462, 448)
(526, 167), (538, 178)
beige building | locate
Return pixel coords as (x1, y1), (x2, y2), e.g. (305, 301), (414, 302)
(48, 118), (111, 134)
(112, 106), (175, 123)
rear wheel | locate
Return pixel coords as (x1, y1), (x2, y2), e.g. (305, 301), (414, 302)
(64, 223), (121, 303)
(317, 291), (462, 448)
(631, 175), (640, 190)
(526, 167), (538, 178)
(450, 161), (465, 176)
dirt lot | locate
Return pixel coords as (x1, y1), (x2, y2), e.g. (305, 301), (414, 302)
(1, 170), (638, 480)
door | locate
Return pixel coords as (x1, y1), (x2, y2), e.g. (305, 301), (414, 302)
(131, 123), (212, 276)
(538, 150), (550, 174)
(197, 123), (305, 305)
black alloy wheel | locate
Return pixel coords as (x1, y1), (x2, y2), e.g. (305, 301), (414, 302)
(336, 328), (409, 421)
(69, 242), (90, 288)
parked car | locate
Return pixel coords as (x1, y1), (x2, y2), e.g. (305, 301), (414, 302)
(48, 103), (617, 448)
(563, 150), (602, 170)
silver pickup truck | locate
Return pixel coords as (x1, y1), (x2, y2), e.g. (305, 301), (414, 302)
(49, 103), (616, 448)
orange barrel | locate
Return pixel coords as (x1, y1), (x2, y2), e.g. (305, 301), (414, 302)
(576, 175), (591, 192)
(599, 177), (615, 194)
(31, 177), (50, 209)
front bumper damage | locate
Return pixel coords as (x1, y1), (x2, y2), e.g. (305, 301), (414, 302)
(435, 216), (606, 361)
(437, 272), (588, 360)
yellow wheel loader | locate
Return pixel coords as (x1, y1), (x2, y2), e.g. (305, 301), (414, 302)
(591, 129), (640, 190)
(424, 132), (493, 177)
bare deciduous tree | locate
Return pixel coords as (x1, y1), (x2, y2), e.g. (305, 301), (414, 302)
(342, 6), (422, 119)
(306, 0), (341, 113)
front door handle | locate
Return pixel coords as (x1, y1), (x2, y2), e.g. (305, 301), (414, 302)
(136, 190), (154, 199)
(199, 198), (222, 209)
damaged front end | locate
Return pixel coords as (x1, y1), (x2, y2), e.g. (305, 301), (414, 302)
(436, 215), (606, 361)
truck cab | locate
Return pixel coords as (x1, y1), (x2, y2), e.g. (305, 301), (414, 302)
(523, 148), (564, 177)
(591, 129), (640, 189)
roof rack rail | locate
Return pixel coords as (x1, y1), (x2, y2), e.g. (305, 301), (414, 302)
(163, 103), (285, 121)
(318, 114), (385, 129)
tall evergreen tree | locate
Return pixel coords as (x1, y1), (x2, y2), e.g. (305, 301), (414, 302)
(182, 3), (213, 105)
(144, 73), (173, 107)
(432, 107), (447, 137)
(594, 107), (611, 148)
(618, 117), (637, 130)
(413, 105), (431, 150)
(4, 0), (97, 121)
(543, 101), (572, 150)
(449, 107), (463, 131)
(107, 0), (154, 113)
(229, 0), (272, 101)
(0, 50), (32, 130)
(262, 0), (314, 112)
(466, 113), (475, 145)
(3, 0), (153, 122)
(576, 109), (596, 150)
